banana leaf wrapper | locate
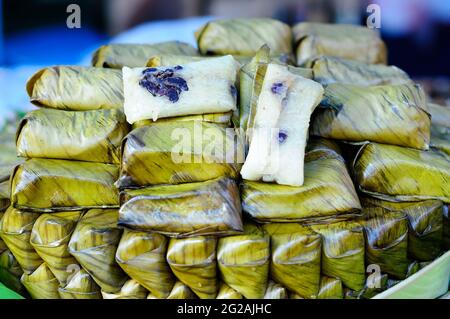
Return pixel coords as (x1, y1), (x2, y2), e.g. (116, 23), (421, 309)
(263, 223), (321, 298)
(216, 282), (243, 299)
(0, 212), (5, 254)
(119, 177), (243, 238)
(58, 268), (102, 299)
(21, 263), (60, 299)
(358, 208), (409, 279)
(310, 83), (430, 150)
(293, 22), (387, 65)
(306, 56), (410, 86)
(317, 276), (343, 299)
(217, 223), (270, 299)
(358, 273), (389, 299)
(0, 207), (42, 274)
(429, 103), (450, 155)
(101, 279), (148, 299)
(68, 209), (127, 293)
(353, 143), (450, 203)
(118, 121), (243, 188)
(429, 103), (450, 128)
(304, 137), (344, 162)
(195, 18), (292, 57)
(311, 221), (366, 291)
(16, 109), (129, 164)
(444, 205), (450, 250)
(167, 236), (217, 299)
(241, 156), (361, 222)
(0, 181), (10, 212)
(132, 112), (232, 130)
(92, 41), (198, 68)
(0, 249), (28, 297)
(11, 158), (119, 212)
(115, 229), (175, 299)
(361, 197), (444, 261)
(166, 281), (197, 299)
(30, 211), (83, 285)
(146, 54), (252, 67)
(26, 66), (123, 111)
(264, 281), (288, 299)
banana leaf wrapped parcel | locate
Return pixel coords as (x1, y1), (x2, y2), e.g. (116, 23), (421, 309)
(115, 229), (175, 299)
(293, 22), (387, 66)
(216, 282), (243, 299)
(167, 281), (197, 299)
(0, 207), (42, 274)
(310, 83), (431, 150)
(101, 279), (148, 299)
(118, 121), (243, 188)
(167, 236), (218, 299)
(311, 221), (366, 291)
(27, 66), (123, 111)
(119, 177), (243, 238)
(21, 263), (60, 299)
(132, 112), (232, 130)
(353, 143), (450, 202)
(264, 281), (288, 299)
(68, 209), (128, 293)
(195, 18), (292, 57)
(0, 249), (27, 297)
(11, 159), (119, 212)
(92, 41), (198, 68)
(16, 109), (129, 164)
(317, 276), (343, 299)
(358, 208), (410, 279)
(263, 223), (321, 299)
(429, 103), (450, 155)
(30, 211), (83, 285)
(361, 197), (444, 261)
(217, 223), (270, 299)
(58, 268), (102, 299)
(241, 156), (361, 223)
(306, 56), (410, 86)
(443, 205), (449, 250)
(122, 56), (239, 123)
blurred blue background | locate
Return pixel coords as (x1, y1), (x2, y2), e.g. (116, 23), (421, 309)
(1, 0), (450, 125)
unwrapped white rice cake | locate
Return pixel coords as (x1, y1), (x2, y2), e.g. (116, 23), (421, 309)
(240, 63), (323, 186)
(122, 55), (239, 123)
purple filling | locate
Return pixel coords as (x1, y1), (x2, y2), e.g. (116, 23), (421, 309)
(271, 82), (284, 94)
(139, 67), (188, 103)
(278, 130), (288, 143)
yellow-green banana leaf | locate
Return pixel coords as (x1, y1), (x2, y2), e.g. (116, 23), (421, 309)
(27, 66), (123, 111)
(0, 249), (27, 297)
(264, 281), (288, 299)
(310, 83), (430, 150)
(11, 158), (119, 212)
(216, 282), (243, 299)
(101, 279), (148, 299)
(20, 263), (60, 299)
(317, 276), (343, 299)
(58, 268), (102, 299)
(132, 112), (232, 130)
(16, 109), (129, 164)
(166, 281), (197, 299)
(119, 177), (243, 238)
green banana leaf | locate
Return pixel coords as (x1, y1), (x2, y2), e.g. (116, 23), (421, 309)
(306, 55), (410, 86)
(311, 221), (366, 291)
(195, 18), (292, 57)
(358, 207), (410, 279)
(429, 103), (450, 155)
(115, 229), (175, 299)
(0, 207), (42, 274)
(58, 268), (102, 299)
(304, 137), (344, 162)
(27, 66), (123, 111)
(167, 236), (217, 299)
(132, 112), (232, 130)
(293, 22), (387, 66)
(30, 211), (83, 285)
(101, 279), (148, 299)
(263, 223), (321, 298)
(68, 209), (127, 293)
(353, 142), (450, 203)
(216, 282), (243, 299)
(119, 177), (243, 238)
(21, 263), (60, 299)
(166, 281), (197, 299)
(264, 281), (288, 299)
(17, 109), (129, 164)
(11, 158), (119, 212)
(118, 121), (243, 188)
(217, 223), (270, 299)
(317, 276), (343, 299)
(0, 212), (6, 255)
(0, 249), (28, 297)
(310, 83), (431, 150)
(241, 156), (361, 222)
(344, 273), (389, 299)
(444, 205), (450, 250)
(92, 41), (198, 68)
(0, 181), (10, 212)
(361, 197), (444, 261)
